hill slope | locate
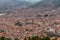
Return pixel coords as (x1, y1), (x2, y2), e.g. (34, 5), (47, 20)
(29, 0), (60, 8)
(0, 0), (32, 12)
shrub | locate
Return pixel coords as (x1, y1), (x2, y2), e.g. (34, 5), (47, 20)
(0, 30), (5, 33)
(44, 14), (48, 17)
(24, 36), (50, 40)
(15, 38), (19, 40)
(15, 22), (23, 26)
(24, 37), (27, 40)
(42, 36), (50, 40)
(6, 38), (11, 40)
(0, 37), (6, 40)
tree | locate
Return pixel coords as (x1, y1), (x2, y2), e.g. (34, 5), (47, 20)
(0, 30), (5, 33)
(6, 38), (11, 40)
(43, 36), (50, 40)
(15, 38), (19, 40)
(24, 37), (27, 40)
(0, 37), (6, 40)
(15, 22), (23, 26)
(44, 14), (48, 17)
(24, 36), (50, 40)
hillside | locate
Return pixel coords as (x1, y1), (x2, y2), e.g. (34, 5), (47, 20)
(0, 0), (60, 40)
(0, 0), (32, 12)
(29, 0), (60, 8)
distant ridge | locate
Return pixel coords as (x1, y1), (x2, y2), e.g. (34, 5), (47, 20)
(29, 0), (60, 8)
(0, 0), (32, 12)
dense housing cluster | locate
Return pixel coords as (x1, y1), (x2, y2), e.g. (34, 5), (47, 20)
(0, 1), (60, 40)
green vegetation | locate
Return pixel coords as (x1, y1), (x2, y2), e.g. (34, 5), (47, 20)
(0, 37), (6, 40)
(15, 38), (19, 40)
(24, 36), (50, 40)
(44, 14), (48, 17)
(29, 0), (60, 8)
(15, 22), (23, 26)
(29, 0), (48, 8)
(0, 36), (57, 40)
(6, 38), (11, 40)
(0, 37), (19, 40)
(0, 30), (5, 33)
